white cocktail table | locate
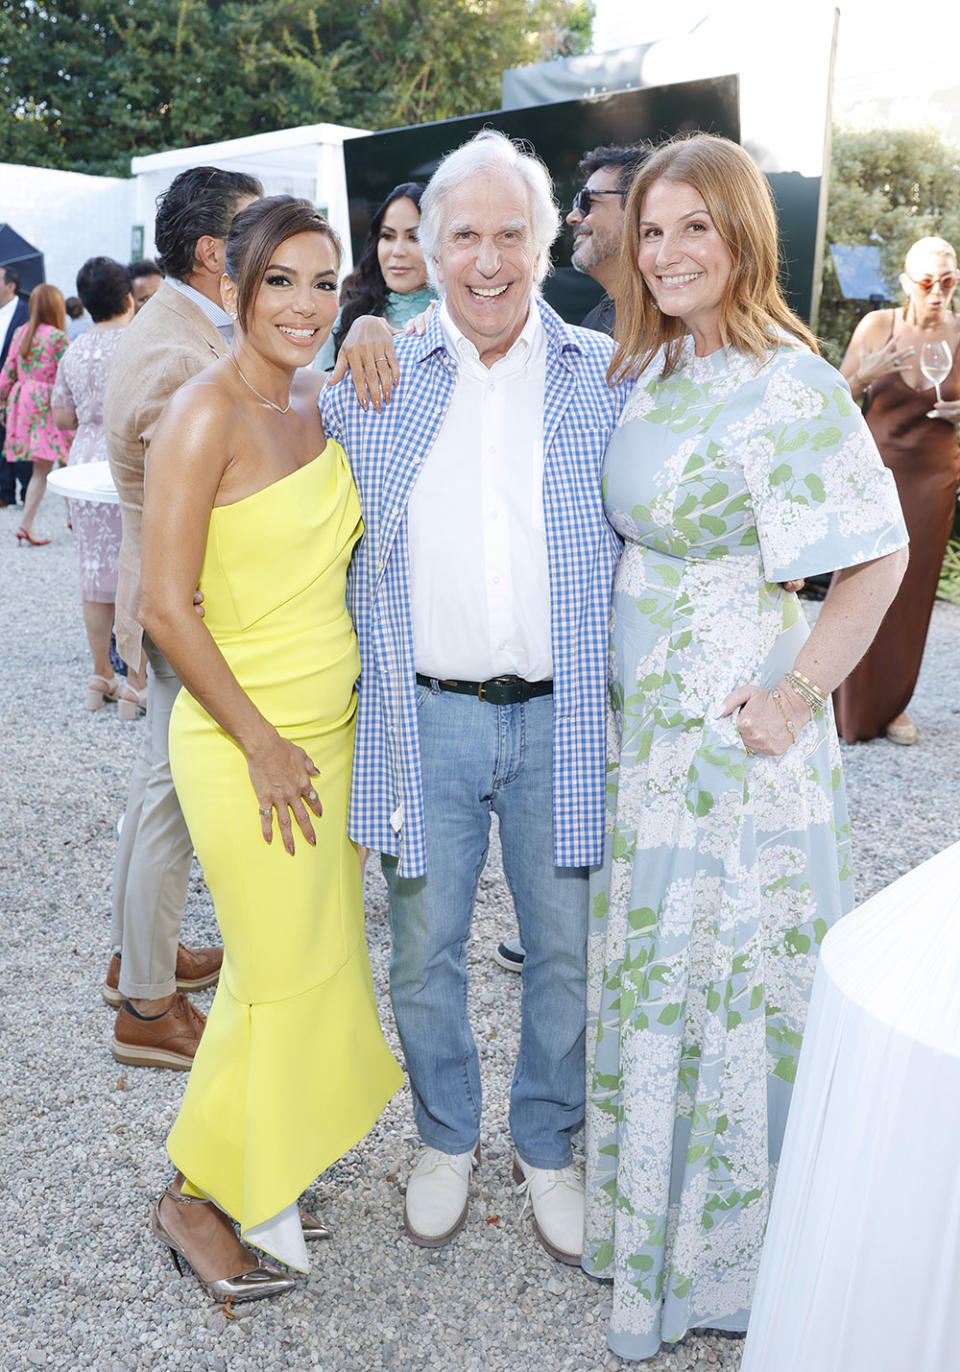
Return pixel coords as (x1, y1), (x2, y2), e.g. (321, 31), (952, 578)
(741, 840), (960, 1372)
(47, 460), (119, 505)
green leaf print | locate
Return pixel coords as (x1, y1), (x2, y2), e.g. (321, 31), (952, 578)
(676, 492), (699, 519)
(628, 907), (657, 931)
(702, 481), (730, 506)
(695, 792), (714, 817)
(780, 430), (810, 454)
(773, 1058), (797, 1084)
(672, 1276), (693, 1299)
(686, 1143), (707, 1164)
(803, 473), (826, 502)
(811, 425), (841, 451)
(749, 985), (764, 1010)
(591, 891), (608, 920)
(784, 930), (812, 955)
(628, 1254), (655, 1271)
(655, 561), (681, 587)
(593, 1241), (614, 1270)
(658, 1002), (683, 1025)
(739, 526), (759, 545)
(727, 1009), (742, 1030)
(706, 988), (722, 1013)
(833, 385), (853, 417)
(699, 513), (727, 537)
(721, 491), (752, 515)
(675, 517), (701, 544)
(770, 463), (792, 484)
(682, 453), (706, 475)
(813, 918), (828, 944)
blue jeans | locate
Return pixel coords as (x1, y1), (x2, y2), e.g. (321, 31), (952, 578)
(382, 683), (587, 1169)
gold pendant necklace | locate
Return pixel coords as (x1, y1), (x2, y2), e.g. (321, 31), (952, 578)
(228, 355), (290, 414)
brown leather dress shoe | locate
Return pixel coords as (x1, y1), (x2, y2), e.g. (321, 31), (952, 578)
(111, 994), (206, 1069)
(102, 942), (223, 1007)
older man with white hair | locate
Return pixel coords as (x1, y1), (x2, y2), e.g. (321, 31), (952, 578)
(320, 130), (628, 1264)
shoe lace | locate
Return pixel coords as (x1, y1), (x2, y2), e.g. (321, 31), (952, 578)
(515, 1167), (579, 1219)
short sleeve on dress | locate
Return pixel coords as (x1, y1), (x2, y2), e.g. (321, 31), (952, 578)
(742, 349), (908, 583)
(51, 345), (74, 411)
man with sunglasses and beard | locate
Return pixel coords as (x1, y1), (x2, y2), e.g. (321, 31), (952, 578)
(566, 143), (652, 337)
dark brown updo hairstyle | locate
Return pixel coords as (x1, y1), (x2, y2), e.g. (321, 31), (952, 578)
(224, 196), (341, 332)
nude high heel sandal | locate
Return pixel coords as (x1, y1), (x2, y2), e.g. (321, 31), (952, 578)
(117, 682), (147, 720)
(150, 1185), (296, 1304)
(86, 674), (122, 711)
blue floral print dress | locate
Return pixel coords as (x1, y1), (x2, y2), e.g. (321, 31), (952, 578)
(583, 339), (908, 1362)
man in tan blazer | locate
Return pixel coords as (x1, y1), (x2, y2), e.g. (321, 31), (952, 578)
(103, 166), (260, 1068)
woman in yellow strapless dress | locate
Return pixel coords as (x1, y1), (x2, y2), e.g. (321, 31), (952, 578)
(139, 196), (402, 1302)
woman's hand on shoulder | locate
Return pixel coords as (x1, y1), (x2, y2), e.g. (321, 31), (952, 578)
(245, 726), (323, 856)
(328, 316), (399, 412)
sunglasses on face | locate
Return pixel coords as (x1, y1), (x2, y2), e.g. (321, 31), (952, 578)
(571, 187), (623, 216)
(905, 271), (959, 294)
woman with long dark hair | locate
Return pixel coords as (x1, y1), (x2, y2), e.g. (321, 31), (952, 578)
(0, 283), (73, 544)
(316, 181), (432, 368)
(139, 196), (401, 1303)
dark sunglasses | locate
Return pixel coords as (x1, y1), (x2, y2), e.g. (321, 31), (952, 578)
(905, 271), (959, 294)
(571, 187), (623, 216)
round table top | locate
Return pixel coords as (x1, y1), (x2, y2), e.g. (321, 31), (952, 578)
(47, 460), (119, 505)
(820, 839), (960, 1055)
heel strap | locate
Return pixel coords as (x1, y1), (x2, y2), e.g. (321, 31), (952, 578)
(162, 1183), (211, 1208)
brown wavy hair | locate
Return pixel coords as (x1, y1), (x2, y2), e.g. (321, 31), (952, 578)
(609, 134), (818, 384)
(20, 284), (66, 358)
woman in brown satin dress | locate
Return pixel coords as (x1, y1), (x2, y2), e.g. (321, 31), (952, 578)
(835, 236), (960, 744)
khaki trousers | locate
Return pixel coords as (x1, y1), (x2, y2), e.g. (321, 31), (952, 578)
(109, 637), (194, 999)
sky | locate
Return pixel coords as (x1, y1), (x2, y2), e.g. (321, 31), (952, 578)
(589, 0), (958, 122)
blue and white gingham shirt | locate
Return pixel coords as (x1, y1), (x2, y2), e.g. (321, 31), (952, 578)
(320, 298), (629, 877)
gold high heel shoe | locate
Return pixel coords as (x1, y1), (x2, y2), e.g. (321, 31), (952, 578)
(151, 1184), (296, 1303)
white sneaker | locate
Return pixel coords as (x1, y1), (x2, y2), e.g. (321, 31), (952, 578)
(513, 1154), (584, 1265)
(403, 1144), (479, 1247)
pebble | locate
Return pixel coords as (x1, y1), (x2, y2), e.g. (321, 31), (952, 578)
(2, 505), (957, 1370)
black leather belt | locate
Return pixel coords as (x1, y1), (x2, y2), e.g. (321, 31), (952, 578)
(416, 673), (554, 706)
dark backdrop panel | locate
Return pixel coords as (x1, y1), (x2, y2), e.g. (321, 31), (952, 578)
(343, 77), (740, 325)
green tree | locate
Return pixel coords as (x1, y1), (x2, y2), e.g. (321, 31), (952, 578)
(820, 124), (960, 365)
(0, 0), (593, 178)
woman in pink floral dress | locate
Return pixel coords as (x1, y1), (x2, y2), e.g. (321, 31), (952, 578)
(0, 284), (73, 544)
(52, 257), (147, 714)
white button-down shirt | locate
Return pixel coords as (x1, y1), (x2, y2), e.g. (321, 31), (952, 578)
(166, 276), (234, 343)
(0, 297), (18, 355)
(406, 301), (551, 682)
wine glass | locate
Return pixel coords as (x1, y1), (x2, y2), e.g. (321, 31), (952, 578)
(920, 340), (952, 419)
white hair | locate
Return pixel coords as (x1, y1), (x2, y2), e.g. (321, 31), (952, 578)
(418, 129), (561, 291)
(904, 235), (957, 275)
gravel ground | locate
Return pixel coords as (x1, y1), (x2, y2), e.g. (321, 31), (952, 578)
(1, 495), (957, 1372)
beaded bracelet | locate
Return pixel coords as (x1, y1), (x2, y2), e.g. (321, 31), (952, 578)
(785, 669), (827, 714)
(771, 688), (797, 745)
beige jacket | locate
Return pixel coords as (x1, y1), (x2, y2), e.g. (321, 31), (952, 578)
(104, 281), (226, 665)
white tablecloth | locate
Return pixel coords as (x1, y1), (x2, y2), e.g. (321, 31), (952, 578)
(47, 460), (119, 505)
(741, 840), (960, 1372)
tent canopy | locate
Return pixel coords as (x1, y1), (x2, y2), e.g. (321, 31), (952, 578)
(0, 224), (44, 295)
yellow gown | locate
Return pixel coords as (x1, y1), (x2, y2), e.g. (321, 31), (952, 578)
(166, 442), (403, 1270)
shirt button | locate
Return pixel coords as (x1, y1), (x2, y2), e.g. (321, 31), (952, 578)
(488, 445), (496, 454)
(490, 509), (499, 520)
(492, 575), (500, 585)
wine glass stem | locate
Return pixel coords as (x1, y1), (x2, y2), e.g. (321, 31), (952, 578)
(935, 381), (943, 406)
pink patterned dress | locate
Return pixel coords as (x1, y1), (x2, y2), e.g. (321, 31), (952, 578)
(50, 327), (125, 603)
(0, 322), (73, 464)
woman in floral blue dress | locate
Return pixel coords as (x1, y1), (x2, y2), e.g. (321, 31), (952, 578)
(582, 135), (909, 1361)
